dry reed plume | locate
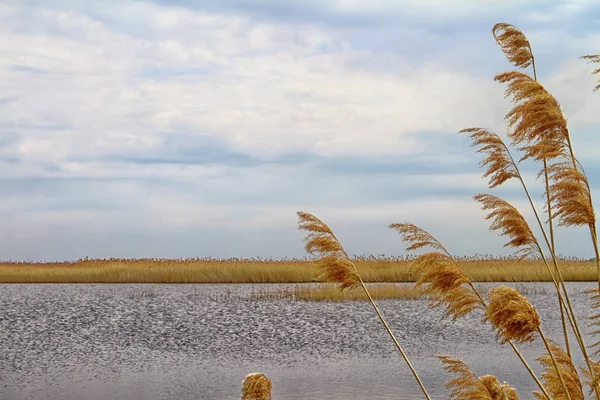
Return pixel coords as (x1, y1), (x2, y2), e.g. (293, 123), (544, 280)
(296, 211), (361, 290)
(581, 360), (600, 397)
(492, 23), (534, 70)
(546, 161), (596, 228)
(474, 194), (542, 259)
(460, 127), (520, 188)
(495, 70), (569, 162)
(286, 21), (600, 399)
(534, 342), (585, 400)
(297, 212), (432, 399)
(439, 355), (519, 400)
(241, 373), (272, 400)
(389, 223), (484, 320)
(476, 21), (597, 397)
(486, 286), (540, 344)
(391, 222), (551, 398)
(479, 375), (519, 400)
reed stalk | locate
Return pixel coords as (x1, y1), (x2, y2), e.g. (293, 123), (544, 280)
(391, 223), (552, 399)
(492, 21), (575, 359)
(281, 20), (599, 400)
(297, 212), (432, 400)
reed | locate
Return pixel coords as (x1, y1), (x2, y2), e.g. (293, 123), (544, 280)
(241, 373), (272, 400)
(439, 355), (519, 400)
(296, 211), (432, 399)
(241, 21), (600, 399)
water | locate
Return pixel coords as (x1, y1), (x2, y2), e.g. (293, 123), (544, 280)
(0, 282), (597, 399)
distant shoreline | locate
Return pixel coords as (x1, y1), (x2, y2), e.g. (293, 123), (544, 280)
(0, 258), (596, 283)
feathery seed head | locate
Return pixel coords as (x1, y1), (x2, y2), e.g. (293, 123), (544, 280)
(479, 375), (519, 400)
(580, 359), (600, 396)
(492, 23), (534, 69)
(297, 212), (361, 290)
(479, 376), (502, 399)
(501, 384), (519, 400)
(241, 373), (272, 400)
(533, 341), (584, 400)
(486, 286), (540, 344)
(474, 194), (541, 259)
(319, 255), (361, 290)
(391, 224), (484, 319)
(389, 223), (447, 252)
(439, 356), (518, 400)
(460, 128), (520, 188)
(297, 211), (334, 236)
(413, 253), (470, 293)
(546, 161), (596, 228)
(494, 71), (570, 162)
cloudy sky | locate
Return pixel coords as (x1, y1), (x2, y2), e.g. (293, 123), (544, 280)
(1, 0), (599, 261)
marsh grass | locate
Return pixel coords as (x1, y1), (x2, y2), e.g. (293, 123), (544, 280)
(0, 258), (596, 283)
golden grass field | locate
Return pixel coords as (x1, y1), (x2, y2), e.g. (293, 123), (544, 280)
(0, 257), (595, 284)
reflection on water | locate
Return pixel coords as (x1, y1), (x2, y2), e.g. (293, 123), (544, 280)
(0, 282), (596, 399)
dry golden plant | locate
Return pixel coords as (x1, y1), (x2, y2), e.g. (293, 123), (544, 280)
(479, 375), (519, 400)
(241, 373), (272, 400)
(493, 26), (599, 294)
(2, 258), (598, 283)
(471, 21), (599, 399)
(486, 286), (540, 344)
(492, 23), (534, 70)
(491, 21), (600, 396)
(297, 212), (432, 400)
(290, 20), (600, 400)
(297, 211), (361, 290)
(474, 194), (541, 259)
(390, 223), (551, 398)
(389, 223), (484, 320)
(495, 70), (570, 162)
(439, 355), (519, 400)
(491, 23), (581, 366)
(546, 161), (596, 228)
(484, 285), (570, 397)
(534, 342), (585, 400)
(581, 360), (600, 397)
(460, 128), (520, 188)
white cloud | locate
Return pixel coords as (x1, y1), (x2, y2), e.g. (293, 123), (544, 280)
(0, 2), (513, 166)
(1, 1), (599, 260)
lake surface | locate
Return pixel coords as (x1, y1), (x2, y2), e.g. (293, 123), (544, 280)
(0, 282), (598, 399)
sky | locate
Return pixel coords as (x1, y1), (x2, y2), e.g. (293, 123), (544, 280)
(0, 0), (599, 261)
